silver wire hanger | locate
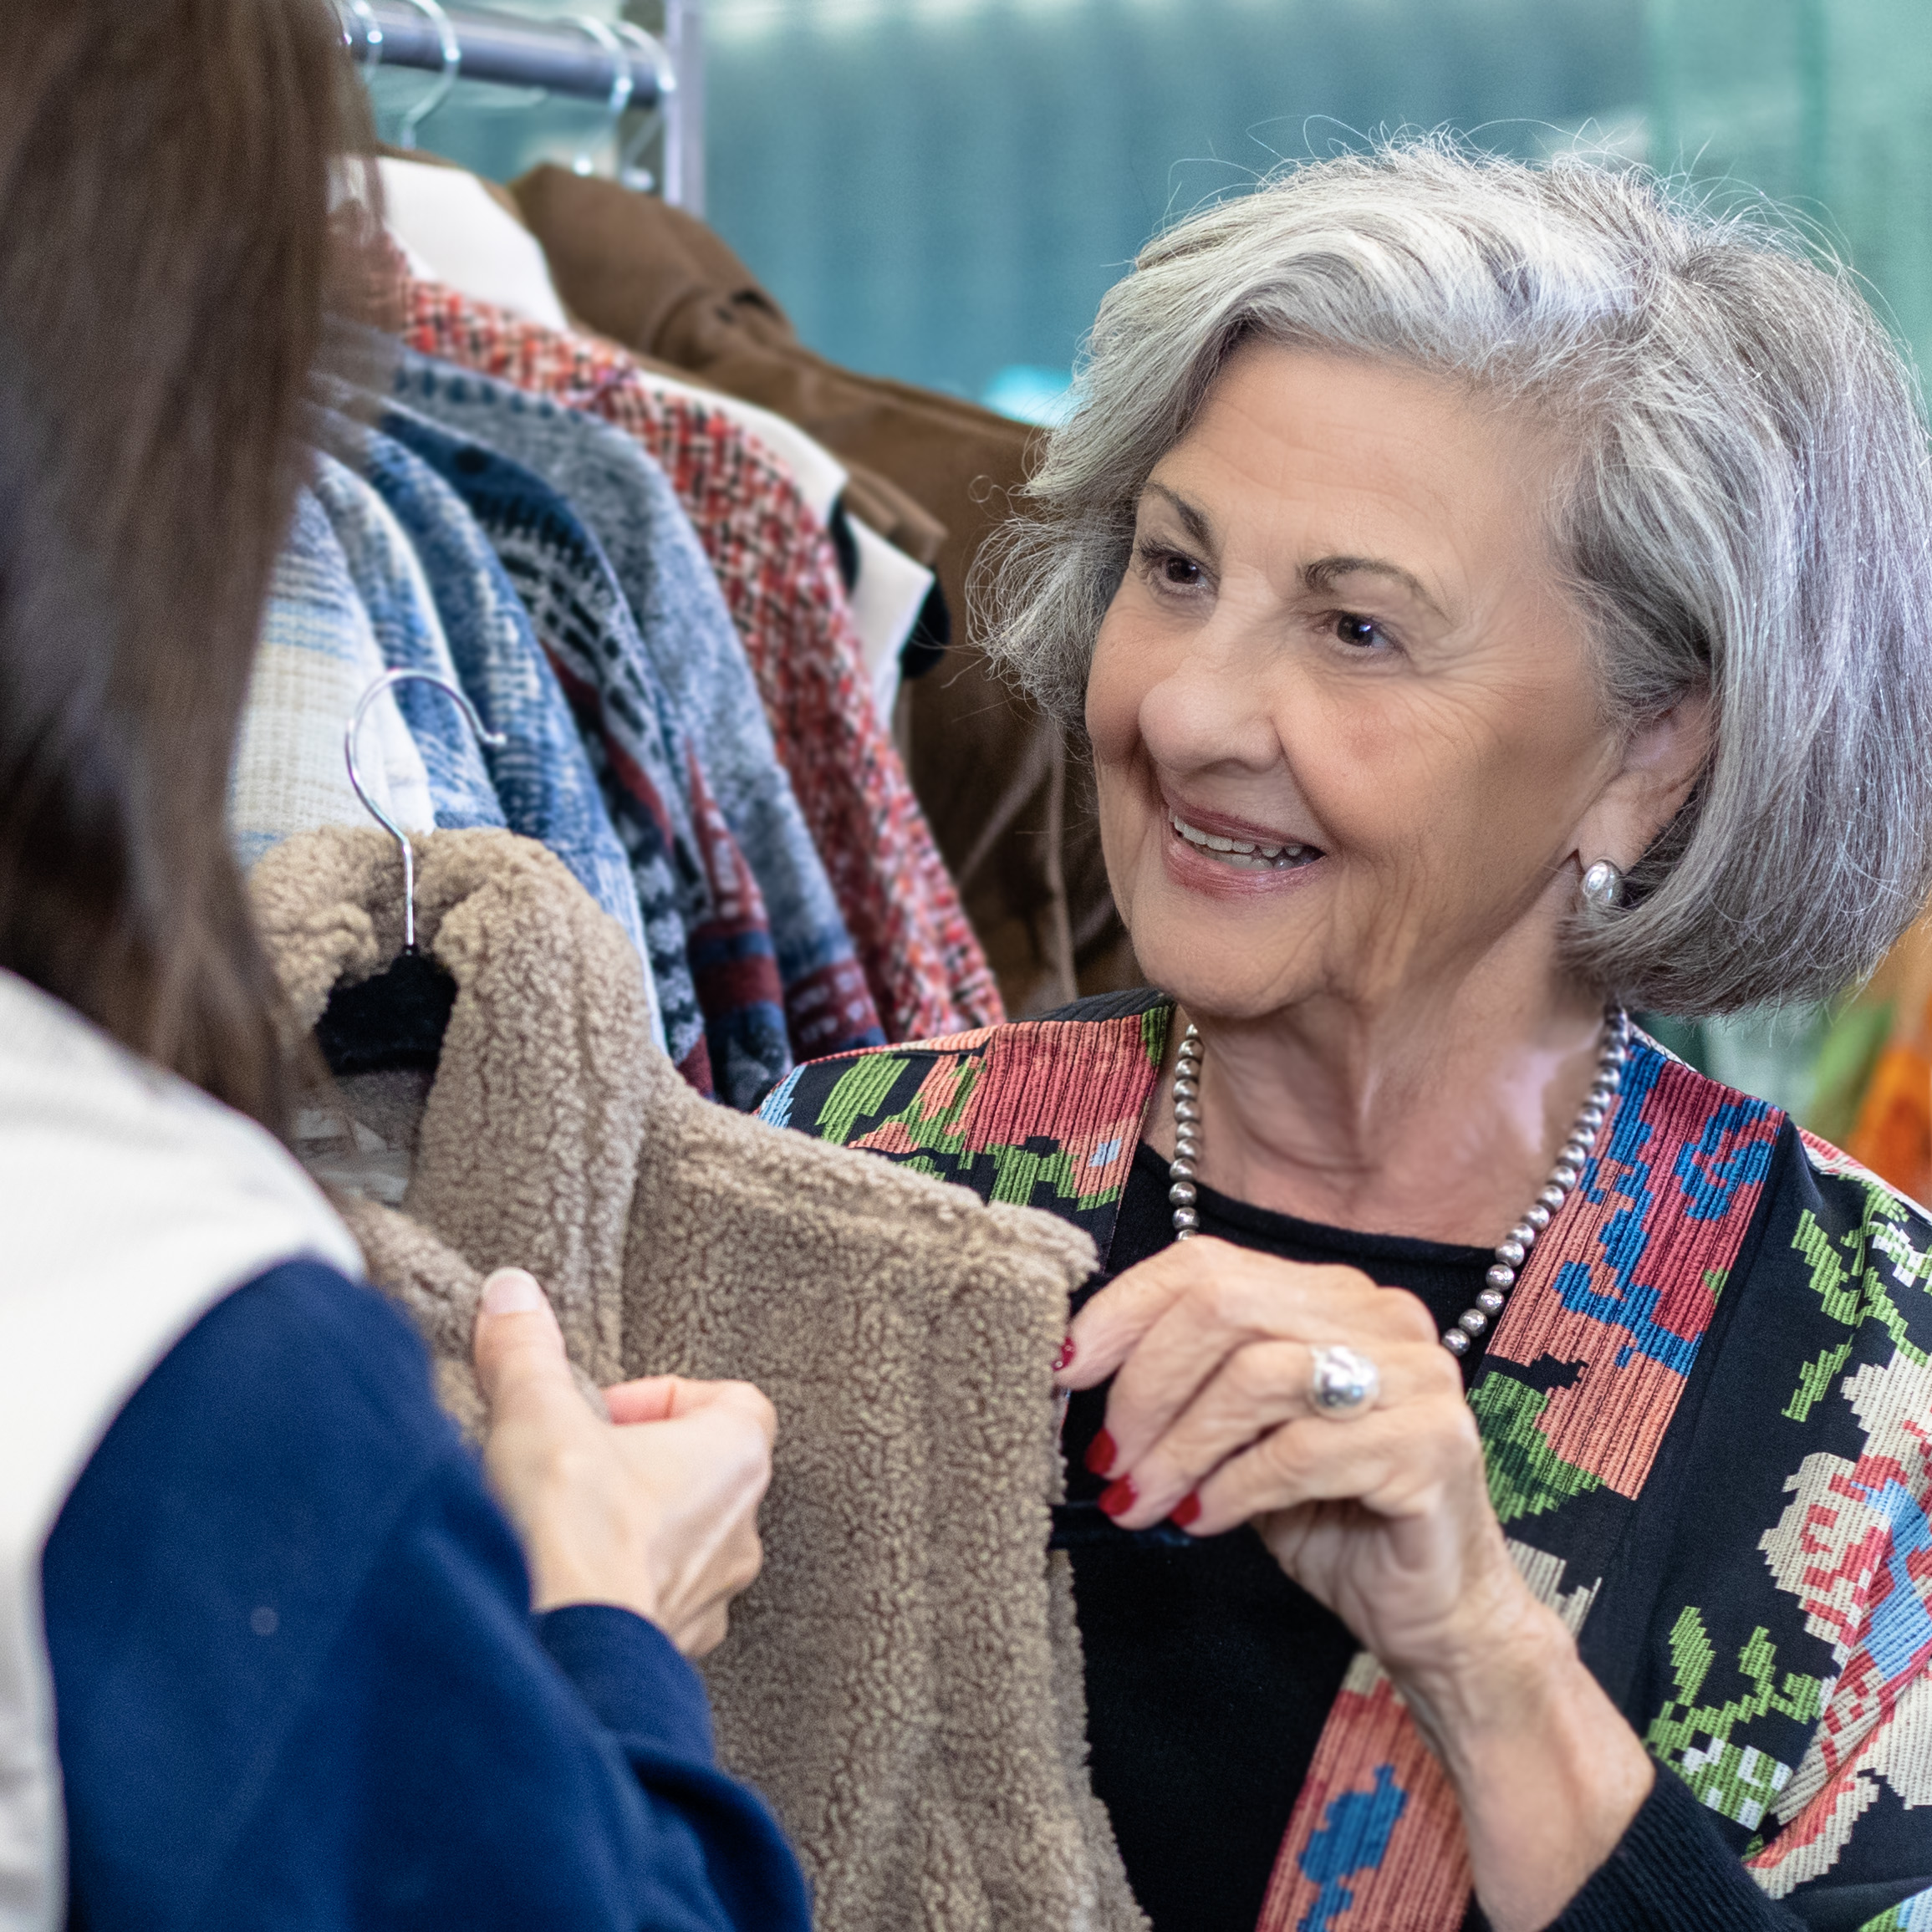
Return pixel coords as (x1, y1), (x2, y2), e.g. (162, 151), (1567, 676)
(611, 19), (675, 194)
(567, 15), (634, 177)
(344, 668), (505, 952)
(319, 670), (507, 1077)
(339, 0), (385, 72)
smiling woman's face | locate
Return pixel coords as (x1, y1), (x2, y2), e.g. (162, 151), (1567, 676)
(1088, 341), (1629, 1026)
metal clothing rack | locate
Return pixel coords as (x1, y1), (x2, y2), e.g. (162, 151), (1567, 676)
(339, 0), (702, 209)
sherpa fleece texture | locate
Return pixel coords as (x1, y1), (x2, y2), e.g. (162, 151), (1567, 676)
(248, 825), (1145, 1932)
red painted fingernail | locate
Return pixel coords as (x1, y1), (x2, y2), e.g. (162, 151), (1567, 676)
(1099, 1476), (1137, 1517)
(1085, 1428), (1117, 1476)
(1053, 1336), (1075, 1373)
(1170, 1491), (1203, 1529)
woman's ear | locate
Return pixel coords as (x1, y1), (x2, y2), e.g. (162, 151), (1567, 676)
(1571, 687), (1713, 872)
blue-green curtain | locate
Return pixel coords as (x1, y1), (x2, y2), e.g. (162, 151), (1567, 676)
(703, 0), (1644, 401)
(1649, 0), (1932, 386)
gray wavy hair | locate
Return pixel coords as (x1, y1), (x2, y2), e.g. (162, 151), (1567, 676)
(976, 141), (1932, 1015)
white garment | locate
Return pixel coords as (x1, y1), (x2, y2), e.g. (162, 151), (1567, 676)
(378, 157), (574, 334)
(847, 518), (935, 721)
(0, 972), (362, 1931)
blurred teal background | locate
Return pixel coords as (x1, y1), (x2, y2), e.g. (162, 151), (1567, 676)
(392, 1), (1932, 431)
(703, 0), (1645, 408)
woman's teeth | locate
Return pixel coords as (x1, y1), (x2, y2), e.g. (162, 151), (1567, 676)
(1170, 813), (1318, 870)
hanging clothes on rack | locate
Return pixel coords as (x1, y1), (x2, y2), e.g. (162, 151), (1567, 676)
(505, 165), (1141, 1015)
(380, 402), (799, 1106)
(377, 151), (939, 711)
(397, 264), (1003, 1042)
(344, 421), (701, 1078)
(389, 354), (884, 1063)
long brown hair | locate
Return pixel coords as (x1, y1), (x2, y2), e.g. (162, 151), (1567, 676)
(0, 0), (375, 1132)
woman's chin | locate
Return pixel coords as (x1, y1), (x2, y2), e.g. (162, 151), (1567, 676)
(1129, 862), (1329, 1018)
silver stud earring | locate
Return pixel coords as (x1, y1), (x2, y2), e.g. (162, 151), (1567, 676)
(1581, 859), (1624, 910)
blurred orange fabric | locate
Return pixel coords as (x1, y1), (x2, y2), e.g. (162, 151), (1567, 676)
(1847, 916), (1932, 1204)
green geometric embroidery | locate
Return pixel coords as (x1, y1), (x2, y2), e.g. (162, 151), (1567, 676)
(1644, 1607), (1825, 1830)
(1471, 1371), (1603, 1524)
(818, 1053), (920, 1150)
(811, 1047), (1134, 1215)
(986, 1142), (1077, 1208)
(1139, 1001), (1171, 1068)
(1785, 1337), (1857, 1424)
(1787, 1195), (1931, 1416)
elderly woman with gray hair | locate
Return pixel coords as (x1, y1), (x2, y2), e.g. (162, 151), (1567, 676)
(762, 142), (1932, 1932)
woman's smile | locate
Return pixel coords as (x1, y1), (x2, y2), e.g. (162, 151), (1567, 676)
(1165, 804), (1323, 879)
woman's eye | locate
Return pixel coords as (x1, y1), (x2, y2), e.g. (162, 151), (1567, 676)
(1138, 543), (1205, 590)
(1334, 612), (1391, 650)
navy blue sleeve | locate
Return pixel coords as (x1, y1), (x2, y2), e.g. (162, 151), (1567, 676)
(1539, 1768), (1815, 1931)
(42, 1260), (811, 1932)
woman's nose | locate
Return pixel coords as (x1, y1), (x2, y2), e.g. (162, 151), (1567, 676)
(1140, 625), (1285, 776)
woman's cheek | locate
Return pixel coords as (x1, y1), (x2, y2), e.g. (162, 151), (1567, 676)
(1084, 616), (1150, 766)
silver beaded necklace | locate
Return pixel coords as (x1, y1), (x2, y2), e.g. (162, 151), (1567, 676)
(1166, 1006), (1632, 1359)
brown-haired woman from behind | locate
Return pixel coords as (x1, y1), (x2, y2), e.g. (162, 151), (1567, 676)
(0, 6), (808, 1927)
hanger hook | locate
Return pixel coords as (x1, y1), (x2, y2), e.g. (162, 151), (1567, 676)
(390, 0), (462, 151)
(567, 15), (633, 177)
(609, 20), (675, 191)
(336, 0), (385, 71)
(344, 670), (506, 953)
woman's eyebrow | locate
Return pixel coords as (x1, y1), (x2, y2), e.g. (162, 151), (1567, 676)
(1141, 482), (1218, 554)
(1302, 553), (1445, 620)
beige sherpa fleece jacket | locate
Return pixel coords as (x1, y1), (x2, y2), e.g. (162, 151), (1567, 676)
(250, 826), (1144, 1932)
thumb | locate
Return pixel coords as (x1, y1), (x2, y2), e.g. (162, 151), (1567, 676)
(473, 1269), (573, 1417)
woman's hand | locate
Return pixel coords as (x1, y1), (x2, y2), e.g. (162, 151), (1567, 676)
(1059, 1236), (1654, 1932)
(1061, 1236), (1515, 1672)
(473, 1268), (775, 1658)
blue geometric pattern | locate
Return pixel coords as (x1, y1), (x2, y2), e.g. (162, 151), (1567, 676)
(1293, 1766), (1406, 1932)
(1553, 1040), (1775, 1372)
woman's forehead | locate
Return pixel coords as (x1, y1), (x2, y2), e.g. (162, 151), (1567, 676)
(1142, 344), (1558, 606)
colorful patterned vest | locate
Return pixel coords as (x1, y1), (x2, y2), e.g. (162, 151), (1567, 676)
(761, 991), (1932, 1932)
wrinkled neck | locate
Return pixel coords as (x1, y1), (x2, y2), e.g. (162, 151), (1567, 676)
(1150, 970), (1608, 1246)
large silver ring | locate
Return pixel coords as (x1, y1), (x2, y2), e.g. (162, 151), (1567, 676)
(1309, 1344), (1381, 1420)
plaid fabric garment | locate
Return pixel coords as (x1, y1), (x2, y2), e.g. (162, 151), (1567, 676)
(351, 423), (691, 1083)
(398, 270), (1003, 1046)
(308, 451), (507, 834)
(230, 486), (442, 869)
